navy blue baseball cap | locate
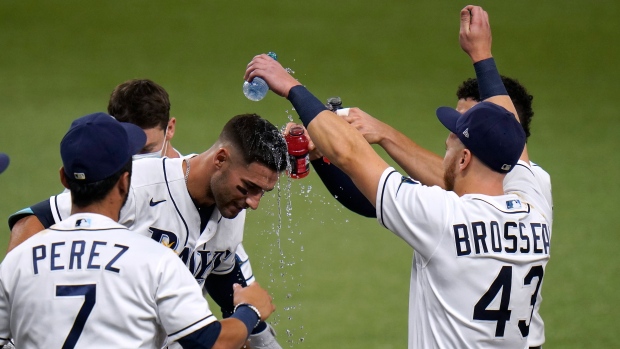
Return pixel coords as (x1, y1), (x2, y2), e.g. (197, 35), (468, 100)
(0, 153), (9, 174)
(61, 112), (146, 183)
(436, 102), (525, 173)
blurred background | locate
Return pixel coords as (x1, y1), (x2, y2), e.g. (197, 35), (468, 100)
(1, 0), (618, 347)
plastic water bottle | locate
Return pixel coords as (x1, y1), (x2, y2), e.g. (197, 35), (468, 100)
(243, 52), (277, 101)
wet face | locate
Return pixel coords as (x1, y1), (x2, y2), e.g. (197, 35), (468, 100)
(442, 133), (464, 191)
(210, 158), (279, 219)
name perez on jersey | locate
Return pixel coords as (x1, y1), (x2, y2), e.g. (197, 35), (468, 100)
(453, 220), (550, 257)
(32, 240), (129, 275)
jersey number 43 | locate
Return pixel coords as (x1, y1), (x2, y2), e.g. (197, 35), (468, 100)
(473, 265), (544, 337)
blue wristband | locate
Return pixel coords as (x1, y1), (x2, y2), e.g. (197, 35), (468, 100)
(287, 85), (328, 127)
(231, 304), (260, 337)
(473, 58), (508, 100)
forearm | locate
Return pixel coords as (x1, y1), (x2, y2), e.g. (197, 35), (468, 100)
(306, 110), (388, 202)
(8, 215), (44, 252)
(378, 126), (445, 188)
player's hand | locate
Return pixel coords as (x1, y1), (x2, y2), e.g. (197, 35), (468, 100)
(338, 107), (388, 145)
(283, 122), (323, 161)
(244, 54), (301, 98)
(233, 283), (275, 321)
(459, 5), (492, 63)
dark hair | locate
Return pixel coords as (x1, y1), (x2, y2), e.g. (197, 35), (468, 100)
(66, 161), (132, 208)
(108, 79), (170, 130)
(456, 76), (534, 140)
(220, 114), (288, 172)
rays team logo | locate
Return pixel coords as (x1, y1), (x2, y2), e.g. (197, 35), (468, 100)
(149, 227), (179, 250)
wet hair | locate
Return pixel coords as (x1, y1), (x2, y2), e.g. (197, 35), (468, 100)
(66, 161), (132, 208)
(456, 76), (534, 140)
(219, 114), (288, 172)
(108, 79), (170, 130)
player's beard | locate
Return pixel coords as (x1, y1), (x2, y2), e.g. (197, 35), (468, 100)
(443, 158), (457, 191)
(210, 175), (244, 219)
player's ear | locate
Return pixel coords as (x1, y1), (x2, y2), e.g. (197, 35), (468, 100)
(117, 171), (131, 198)
(214, 148), (230, 169)
(59, 167), (70, 189)
(166, 117), (176, 141)
(459, 149), (472, 170)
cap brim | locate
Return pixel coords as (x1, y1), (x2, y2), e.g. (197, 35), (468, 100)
(0, 153), (10, 174)
(436, 107), (462, 134)
(120, 123), (147, 155)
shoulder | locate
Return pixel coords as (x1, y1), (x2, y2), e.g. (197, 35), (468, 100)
(131, 158), (184, 188)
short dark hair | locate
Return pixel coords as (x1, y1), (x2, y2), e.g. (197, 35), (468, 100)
(220, 114), (288, 172)
(456, 76), (534, 140)
(108, 79), (170, 130)
(66, 160), (132, 208)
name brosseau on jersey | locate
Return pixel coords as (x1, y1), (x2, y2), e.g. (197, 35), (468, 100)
(452, 199), (550, 257)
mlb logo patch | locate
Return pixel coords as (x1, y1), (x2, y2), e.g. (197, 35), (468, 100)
(75, 218), (91, 228)
(506, 199), (522, 209)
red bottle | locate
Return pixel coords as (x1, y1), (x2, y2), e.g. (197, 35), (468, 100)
(285, 125), (310, 179)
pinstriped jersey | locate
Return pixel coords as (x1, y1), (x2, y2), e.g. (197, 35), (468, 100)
(49, 157), (246, 289)
(0, 213), (215, 348)
(377, 160), (551, 349)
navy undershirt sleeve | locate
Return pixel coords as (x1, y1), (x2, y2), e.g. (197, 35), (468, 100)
(204, 257), (268, 334)
(8, 199), (54, 230)
(205, 257), (247, 318)
(177, 321), (222, 349)
(311, 159), (376, 218)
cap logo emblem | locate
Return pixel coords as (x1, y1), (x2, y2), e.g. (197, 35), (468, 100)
(501, 164), (512, 171)
(462, 128), (470, 138)
(74, 173), (86, 180)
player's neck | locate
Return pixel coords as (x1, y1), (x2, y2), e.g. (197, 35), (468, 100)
(165, 143), (180, 158)
(185, 154), (216, 208)
(70, 200), (121, 222)
(454, 165), (505, 197)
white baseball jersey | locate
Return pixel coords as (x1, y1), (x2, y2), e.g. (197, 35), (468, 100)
(48, 157), (247, 288)
(377, 160), (552, 349)
(505, 161), (552, 347)
(0, 213), (216, 348)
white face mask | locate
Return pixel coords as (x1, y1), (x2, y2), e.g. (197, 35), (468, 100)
(133, 130), (169, 160)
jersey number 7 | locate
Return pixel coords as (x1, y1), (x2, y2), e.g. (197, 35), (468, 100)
(473, 265), (544, 337)
(56, 284), (97, 349)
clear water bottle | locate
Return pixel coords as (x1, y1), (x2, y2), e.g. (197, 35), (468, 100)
(243, 52), (277, 101)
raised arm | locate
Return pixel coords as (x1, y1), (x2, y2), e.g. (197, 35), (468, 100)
(340, 107), (445, 187)
(245, 56), (389, 205)
(460, 5), (529, 163)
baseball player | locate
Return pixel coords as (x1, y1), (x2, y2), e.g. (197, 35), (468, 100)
(0, 112), (275, 348)
(297, 75), (552, 348)
(107, 79), (279, 349)
(316, 80), (552, 349)
(7, 113), (288, 348)
(245, 5), (551, 348)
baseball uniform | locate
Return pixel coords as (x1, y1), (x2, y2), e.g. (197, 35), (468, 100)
(0, 213), (216, 348)
(507, 161), (552, 348)
(47, 157), (245, 288)
(377, 160), (551, 348)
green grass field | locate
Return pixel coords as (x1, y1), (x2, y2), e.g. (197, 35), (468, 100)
(1, 0), (618, 347)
